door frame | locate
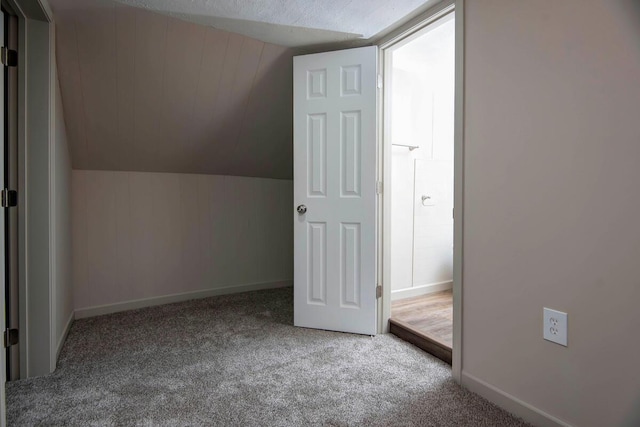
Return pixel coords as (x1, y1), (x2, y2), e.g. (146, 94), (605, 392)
(1, 0), (55, 421)
(376, 0), (464, 382)
(3, 4), (19, 383)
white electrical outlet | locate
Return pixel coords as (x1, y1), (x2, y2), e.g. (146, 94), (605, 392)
(543, 308), (568, 346)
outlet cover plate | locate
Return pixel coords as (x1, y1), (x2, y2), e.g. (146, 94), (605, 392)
(543, 308), (568, 346)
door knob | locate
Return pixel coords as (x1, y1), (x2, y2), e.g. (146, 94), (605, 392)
(297, 204), (307, 214)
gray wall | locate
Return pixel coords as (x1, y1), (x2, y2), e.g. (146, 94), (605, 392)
(52, 0), (295, 324)
(53, 2), (293, 179)
(24, 18), (53, 377)
(462, 1), (640, 426)
(72, 171), (293, 314)
(53, 69), (73, 359)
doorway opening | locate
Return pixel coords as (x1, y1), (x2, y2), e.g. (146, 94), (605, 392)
(382, 9), (456, 364)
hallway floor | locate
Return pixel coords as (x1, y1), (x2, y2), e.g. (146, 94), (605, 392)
(391, 289), (453, 347)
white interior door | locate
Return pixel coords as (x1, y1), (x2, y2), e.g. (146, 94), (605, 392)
(293, 46), (378, 335)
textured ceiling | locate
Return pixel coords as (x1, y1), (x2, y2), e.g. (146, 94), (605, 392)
(51, 0), (436, 47)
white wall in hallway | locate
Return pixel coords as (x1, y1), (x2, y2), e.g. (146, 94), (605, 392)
(390, 15), (455, 294)
(72, 170), (293, 312)
(390, 144), (415, 290)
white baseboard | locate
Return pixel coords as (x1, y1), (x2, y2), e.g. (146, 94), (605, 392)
(75, 280), (293, 319)
(461, 372), (571, 427)
(390, 280), (452, 301)
(56, 311), (75, 360)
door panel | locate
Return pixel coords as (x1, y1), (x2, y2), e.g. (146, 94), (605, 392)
(293, 46), (377, 335)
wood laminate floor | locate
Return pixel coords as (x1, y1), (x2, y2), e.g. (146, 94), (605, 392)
(391, 290), (453, 348)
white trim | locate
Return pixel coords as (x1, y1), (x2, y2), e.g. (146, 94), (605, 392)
(377, 16), (401, 335)
(461, 372), (572, 427)
(390, 281), (452, 301)
(452, 0), (464, 384)
(37, 0), (54, 22)
(379, 43), (392, 334)
(74, 280), (293, 319)
(48, 18), (56, 374)
(375, 0), (455, 49)
(15, 0), (29, 381)
(55, 311), (73, 361)
(375, 44), (384, 335)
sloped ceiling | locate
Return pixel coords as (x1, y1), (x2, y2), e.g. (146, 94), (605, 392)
(51, 0), (435, 179)
(52, 0), (436, 48)
(54, 1), (294, 178)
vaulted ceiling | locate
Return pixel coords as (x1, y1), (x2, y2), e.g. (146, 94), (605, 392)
(50, 0), (436, 179)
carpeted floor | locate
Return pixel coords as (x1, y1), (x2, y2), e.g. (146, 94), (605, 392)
(7, 288), (529, 426)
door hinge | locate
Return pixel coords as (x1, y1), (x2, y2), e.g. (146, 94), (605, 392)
(376, 284), (382, 299)
(1, 189), (17, 208)
(377, 74), (383, 89)
(1, 46), (17, 67)
(376, 181), (383, 195)
(4, 328), (19, 348)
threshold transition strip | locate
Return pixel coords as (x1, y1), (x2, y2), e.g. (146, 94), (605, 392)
(389, 318), (452, 365)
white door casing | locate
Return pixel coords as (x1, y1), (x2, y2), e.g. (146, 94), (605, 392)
(293, 46), (378, 335)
